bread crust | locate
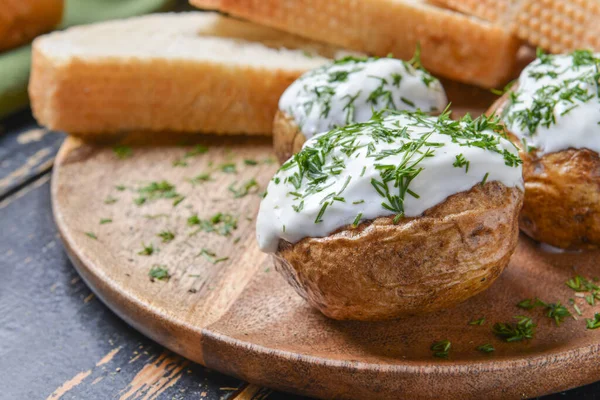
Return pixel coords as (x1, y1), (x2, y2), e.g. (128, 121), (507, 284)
(431, 0), (600, 54)
(191, 0), (520, 88)
(489, 92), (600, 250)
(29, 13), (350, 137)
(272, 181), (523, 321)
(30, 52), (298, 136)
(0, 0), (63, 52)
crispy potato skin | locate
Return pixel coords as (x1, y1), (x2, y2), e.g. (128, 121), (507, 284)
(272, 182), (523, 321)
(273, 110), (306, 164)
(489, 93), (600, 250)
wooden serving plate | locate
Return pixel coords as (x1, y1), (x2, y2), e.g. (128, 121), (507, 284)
(52, 85), (600, 399)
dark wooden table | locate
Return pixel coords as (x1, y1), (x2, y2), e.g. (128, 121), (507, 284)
(1, 109), (599, 400)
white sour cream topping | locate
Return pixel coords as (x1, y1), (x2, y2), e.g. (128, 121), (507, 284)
(502, 51), (600, 155)
(257, 112), (523, 253)
(278, 57), (448, 139)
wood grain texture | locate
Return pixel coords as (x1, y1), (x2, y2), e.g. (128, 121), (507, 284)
(52, 132), (600, 399)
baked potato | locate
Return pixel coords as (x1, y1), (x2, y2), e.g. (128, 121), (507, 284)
(274, 56), (448, 164)
(490, 50), (600, 250)
(257, 111), (524, 320)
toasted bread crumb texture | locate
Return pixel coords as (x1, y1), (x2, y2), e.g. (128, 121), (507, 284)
(0, 0), (63, 51)
(515, 0), (600, 53)
(432, 0), (600, 54)
(191, 0), (521, 88)
(29, 13), (351, 135)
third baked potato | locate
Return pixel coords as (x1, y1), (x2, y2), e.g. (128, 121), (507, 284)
(490, 50), (600, 250)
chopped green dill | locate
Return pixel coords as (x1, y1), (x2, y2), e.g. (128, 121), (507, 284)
(352, 213), (363, 227)
(113, 145), (132, 159)
(492, 316), (535, 342)
(157, 230), (175, 243)
(233, 237), (241, 244)
(504, 50), (600, 136)
(172, 159), (188, 167)
(517, 298), (545, 310)
(188, 173), (211, 185)
(244, 159), (258, 165)
(273, 110), (519, 226)
(469, 317), (486, 326)
(566, 275), (599, 292)
(135, 181), (180, 206)
(115, 185), (126, 191)
(586, 294), (595, 306)
(352, 200), (365, 205)
(586, 313), (600, 329)
(138, 242), (156, 256)
(220, 163), (237, 174)
(104, 196), (118, 205)
(430, 339), (451, 359)
(172, 196), (185, 207)
(185, 145), (209, 158)
(292, 200), (305, 213)
(476, 344), (495, 353)
(229, 178), (259, 198)
(453, 154), (469, 172)
(198, 248), (229, 264)
(99, 218), (112, 225)
(144, 214), (169, 219)
(400, 97), (415, 107)
(188, 212), (238, 236)
(481, 172), (490, 186)
(149, 265), (170, 281)
(545, 302), (572, 326)
(85, 232), (97, 240)
(517, 298), (571, 325)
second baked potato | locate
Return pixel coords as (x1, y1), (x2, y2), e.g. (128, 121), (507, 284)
(274, 56), (448, 163)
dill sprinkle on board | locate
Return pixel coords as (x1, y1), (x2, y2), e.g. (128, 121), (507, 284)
(492, 316), (536, 342)
(138, 242), (156, 256)
(430, 340), (451, 359)
(149, 265), (170, 282)
(113, 145), (132, 159)
(157, 231), (175, 243)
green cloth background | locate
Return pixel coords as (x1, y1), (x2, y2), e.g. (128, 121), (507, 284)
(0, 0), (176, 119)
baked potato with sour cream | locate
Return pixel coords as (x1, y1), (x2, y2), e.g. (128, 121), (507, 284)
(489, 50), (600, 250)
(257, 111), (524, 320)
(273, 56), (448, 164)
(274, 181), (522, 320)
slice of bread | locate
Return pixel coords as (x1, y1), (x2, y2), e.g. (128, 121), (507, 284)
(0, 0), (64, 51)
(431, 0), (600, 54)
(29, 12), (353, 137)
(190, 0), (521, 88)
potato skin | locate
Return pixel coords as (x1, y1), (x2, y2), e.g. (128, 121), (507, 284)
(489, 93), (600, 250)
(272, 182), (523, 321)
(273, 110), (306, 164)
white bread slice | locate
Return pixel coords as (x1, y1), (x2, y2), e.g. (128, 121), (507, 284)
(190, 0), (521, 88)
(431, 0), (600, 54)
(29, 12), (353, 136)
(0, 0), (63, 51)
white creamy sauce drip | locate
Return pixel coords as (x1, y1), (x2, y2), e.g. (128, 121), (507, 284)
(278, 57), (448, 139)
(256, 113), (524, 253)
(502, 51), (600, 155)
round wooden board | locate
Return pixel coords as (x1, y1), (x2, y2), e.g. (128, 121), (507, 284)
(52, 90), (600, 399)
